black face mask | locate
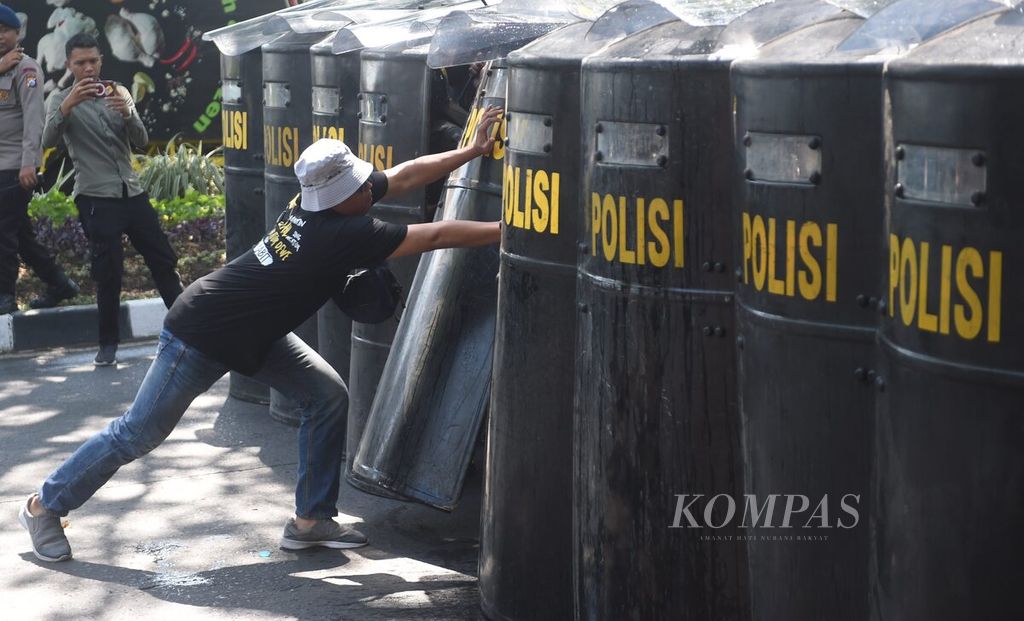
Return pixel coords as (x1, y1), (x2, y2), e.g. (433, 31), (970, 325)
(332, 264), (404, 324)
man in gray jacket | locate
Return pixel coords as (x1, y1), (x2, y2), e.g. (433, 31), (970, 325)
(43, 33), (182, 366)
(0, 4), (79, 316)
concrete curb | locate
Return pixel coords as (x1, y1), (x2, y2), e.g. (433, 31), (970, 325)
(0, 296), (165, 353)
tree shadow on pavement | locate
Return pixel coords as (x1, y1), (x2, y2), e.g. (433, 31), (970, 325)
(18, 552), (480, 621)
(199, 392), (486, 579)
(2, 344), (483, 620)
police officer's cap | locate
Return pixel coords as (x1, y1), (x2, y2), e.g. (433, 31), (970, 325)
(0, 5), (20, 31)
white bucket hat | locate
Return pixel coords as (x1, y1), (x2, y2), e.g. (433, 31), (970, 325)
(294, 139), (374, 212)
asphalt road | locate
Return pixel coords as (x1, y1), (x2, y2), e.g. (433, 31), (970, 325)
(0, 341), (484, 621)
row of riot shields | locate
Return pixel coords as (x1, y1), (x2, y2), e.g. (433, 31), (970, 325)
(210, 0), (1022, 620)
(486, 1), (1024, 620)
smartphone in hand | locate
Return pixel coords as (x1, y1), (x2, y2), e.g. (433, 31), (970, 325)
(93, 80), (117, 98)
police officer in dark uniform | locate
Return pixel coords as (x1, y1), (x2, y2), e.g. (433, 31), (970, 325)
(0, 4), (79, 316)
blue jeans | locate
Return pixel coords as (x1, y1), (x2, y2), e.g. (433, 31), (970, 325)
(39, 329), (348, 519)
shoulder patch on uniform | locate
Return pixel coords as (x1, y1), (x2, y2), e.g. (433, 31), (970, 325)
(23, 73), (37, 88)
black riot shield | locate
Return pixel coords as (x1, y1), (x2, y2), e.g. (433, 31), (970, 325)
(574, 20), (747, 621)
(350, 60), (507, 510)
(480, 21), (622, 621)
(733, 16), (877, 621)
(262, 32), (324, 426)
(221, 50), (270, 405)
(875, 8), (1024, 620)
(343, 41), (436, 499)
(310, 37), (361, 391)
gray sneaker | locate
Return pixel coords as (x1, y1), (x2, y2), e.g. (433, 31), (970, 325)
(280, 518), (368, 550)
(93, 344), (117, 367)
(18, 495), (72, 562)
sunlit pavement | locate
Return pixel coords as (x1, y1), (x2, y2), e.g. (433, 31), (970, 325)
(0, 341), (482, 620)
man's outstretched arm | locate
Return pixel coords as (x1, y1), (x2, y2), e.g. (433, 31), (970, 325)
(382, 105), (503, 198)
(388, 221), (500, 259)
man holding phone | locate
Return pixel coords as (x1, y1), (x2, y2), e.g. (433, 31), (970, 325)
(0, 4), (80, 316)
(43, 33), (183, 366)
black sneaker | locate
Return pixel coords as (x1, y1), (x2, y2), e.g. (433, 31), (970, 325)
(29, 278), (80, 309)
(94, 344), (118, 366)
(0, 293), (15, 315)
(280, 518), (368, 550)
(18, 494), (72, 562)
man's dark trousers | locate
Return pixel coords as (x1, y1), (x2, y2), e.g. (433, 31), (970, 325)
(0, 170), (66, 296)
(75, 192), (183, 346)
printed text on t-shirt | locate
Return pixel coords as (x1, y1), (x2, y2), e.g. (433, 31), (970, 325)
(254, 212), (304, 265)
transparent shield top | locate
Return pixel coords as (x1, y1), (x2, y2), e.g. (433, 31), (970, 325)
(649, 0), (769, 26)
(330, 1), (483, 55)
(585, 0), (679, 42)
(825, 0), (899, 17)
(204, 0), (337, 39)
(717, 0), (852, 53)
(888, 4), (1024, 65)
(204, 0), (340, 55)
(426, 0), (582, 67)
(205, 21), (284, 57)
(567, 0), (626, 20)
(264, 0), (364, 35)
(838, 0), (1011, 52)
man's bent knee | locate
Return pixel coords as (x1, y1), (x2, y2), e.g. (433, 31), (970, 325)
(105, 415), (169, 461)
(303, 386), (348, 422)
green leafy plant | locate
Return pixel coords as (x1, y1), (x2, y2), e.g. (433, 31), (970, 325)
(28, 161), (78, 224)
(152, 190), (225, 227)
(137, 135), (224, 201)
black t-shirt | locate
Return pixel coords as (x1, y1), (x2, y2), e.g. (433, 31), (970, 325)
(165, 171), (405, 374)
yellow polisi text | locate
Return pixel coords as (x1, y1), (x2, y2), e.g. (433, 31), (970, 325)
(590, 193), (684, 268)
(358, 143), (393, 171)
(502, 163), (560, 235)
(888, 234), (1003, 343)
(741, 213), (838, 303)
(313, 125), (345, 143)
(459, 106), (506, 160)
(222, 110), (247, 150)
(263, 125), (299, 167)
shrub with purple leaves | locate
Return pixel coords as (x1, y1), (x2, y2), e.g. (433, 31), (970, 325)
(30, 216), (90, 262)
(166, 216), (225, 245)
(16, 211), (226, 311)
